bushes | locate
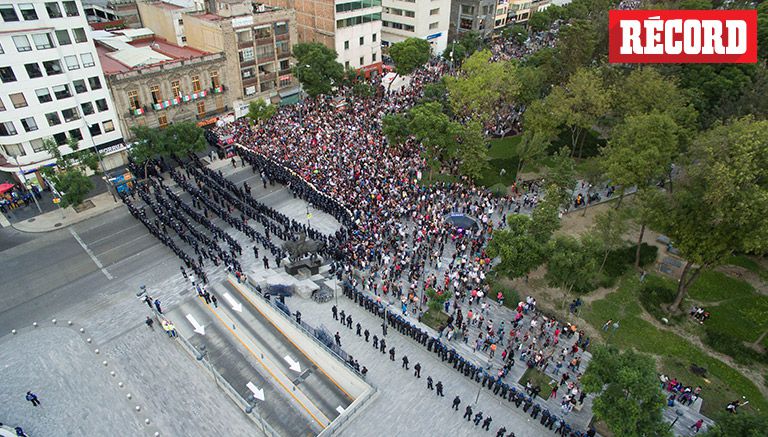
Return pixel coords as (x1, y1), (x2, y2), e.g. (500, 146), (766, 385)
(703, 326), (768, 366)
(595, 243), (660, 289)
(638, 274), (679, 323)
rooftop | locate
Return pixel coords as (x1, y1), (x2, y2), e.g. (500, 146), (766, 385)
(94, 28), (209, 74)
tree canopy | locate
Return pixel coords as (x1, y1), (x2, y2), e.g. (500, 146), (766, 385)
(293, 42), (344, 97)
(130, 121), (207, 177)
(582, 346), (670, 437)
(488, 215), (550, 280)
(246, 99), (276, 125)
(39, 137), (99, 208)
(389, 37), (431, 77)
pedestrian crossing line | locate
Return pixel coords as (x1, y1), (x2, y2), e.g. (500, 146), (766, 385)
(69, 228), (113, 280)
(197, 295), (330, 429)
(227, 277), (356, 401)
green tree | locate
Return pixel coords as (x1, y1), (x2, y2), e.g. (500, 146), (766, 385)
(456, 120), (489, 180)
(246, 98), (276, 125)
(759, 3), (768, 62)
(529, 194), (561, 243)
(408, 102), (461, 174)
(555, 19), (598, 80)
(426, 287), (450, 312)
(458, 31), (483, 56)
(443, 41), (467, 65)
(445, 50), (520, 124)
(382, 113), (411, 146)
(652, 117), (768, 312)
(422, 81), (449, 108)
(546, 234), (598, 296)
(129, 122), (206, 178)
(293, 42), (344, 97)
(488, 215), (549, 280)
(579, 158), (605, 217)
(39, 137), (96, 208)
(702, 412), (768, 437)
(544, 147), (576, 210)
(515, 131), (549, 175)
(388, 37), (431, 88)
(352, 82), (375, 98)
(546, 67), (611, 158)
(631, 188), (665, 268)
(591, 208), (630, 273)
(502, 24), (528, 45)
(600, 112), (680, 207)
(581, 346), (670, 437)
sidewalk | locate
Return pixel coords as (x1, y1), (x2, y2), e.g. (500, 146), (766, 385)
(4, 191), (123, 232)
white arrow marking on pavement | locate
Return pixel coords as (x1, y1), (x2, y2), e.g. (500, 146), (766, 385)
(336, 406), (345, 414)
(223, 292), (243, 312)
(284, 355), (302, 373)
(185, 314), (206, 335)
(247, 381), (265, 401)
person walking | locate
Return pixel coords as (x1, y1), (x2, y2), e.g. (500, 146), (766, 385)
(473, 412), (483, 426)
(211, 294), (218, 308)
(402, 355), (409, 370)
(262, 256), (269, 269)
(346, 315), (353, 329)
(154, 298), (162, 314)
(427, 376), (434, 390)
(332, 305), (338, 320)
(482, 416), (493, 431)
(436, 381), (444, 396)
(364, 329), (370, 342)
(414, 362), (421, 378)
(335, 332), (342, 347)
(380, 339), (386, 354)
(389, 347), (396, 361)
(356, 322), (362, 336)
(145, 316), (154, 330)
(373, 335), (379, 349)
(25, 391), (40, 406)
(690, 419), (704, 433)
(452, 395), (461, 410)
(496, 427), (507, 437)
(463, 405), (473, 421)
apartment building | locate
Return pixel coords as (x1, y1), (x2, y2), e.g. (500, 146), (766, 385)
(263, 0), (383, 73)
(95, 28), (232, 138)
(0, 0), (124, 183)
(139, 0), (299, 116)
(380, 0), (450, 55)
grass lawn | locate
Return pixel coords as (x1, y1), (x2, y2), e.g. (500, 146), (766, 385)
(689, 270), (756, 302)
(420, 171), (459, 186)
(480, 136), (521, 188)
(519, 367), (555, 400)
(725, 255), (764, 274)
(487, 275), (521, 311)
(422, 308), (450, 331)
(580, 276), (767, 417)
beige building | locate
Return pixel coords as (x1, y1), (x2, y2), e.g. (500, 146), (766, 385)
(139, 0), (299, 116)
(95, 28), (232, 138)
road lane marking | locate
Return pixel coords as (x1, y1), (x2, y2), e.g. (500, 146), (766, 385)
(197, 295), (329, 428)
(227, 278), (355, 401)
(185, 314), (206, 335)
(247, 381), (265, 401)
(69, 228), (113, 280)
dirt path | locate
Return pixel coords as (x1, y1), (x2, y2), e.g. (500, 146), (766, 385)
(715, 265), (768, 295)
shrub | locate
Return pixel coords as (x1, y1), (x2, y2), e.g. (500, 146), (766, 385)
(703, 326), (768, 366)
(603, 243), (659, 281)
(638, 275), (678, 322)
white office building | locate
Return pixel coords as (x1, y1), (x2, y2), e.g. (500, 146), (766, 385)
(381, 0), (450, 55)
(0, 0), (123, 185)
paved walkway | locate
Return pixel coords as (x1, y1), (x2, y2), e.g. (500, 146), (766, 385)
(4, 191), (123, 232)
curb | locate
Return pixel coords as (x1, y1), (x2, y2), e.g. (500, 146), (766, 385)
(10, 201), (124, 233)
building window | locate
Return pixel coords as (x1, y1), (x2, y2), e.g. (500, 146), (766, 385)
(254, 26), (271, 39)
(178, 18), (183, 25)
(63, 1), (79, 17)
(36, 88), (53, 103)
(88, 76), (101, 90)
(72, 28), (87, 43)
(81, 102), (94, 115)
(19, 4), (38, 20)
(181, 36), (187, 43)
(460, 18), (473, 30)
(150, 85), (162, 104)
(336, 12), (382, 28)
(0, 5), (20, 22)
(2, 143), (25, 156)
(21, 117), (38, 132)
(103, 120), (115, 132)
(279, 76), (291, 87)
(64, 55), (80, 70)
(158, 115), (168, 128)
(345, 61), (350, 69)
(0, 43), (3, 54)
(359, 56), (364, 65)
(210, 71), (220, 88)
(236, 30), (252, 44)
(192, 75), (201, 93)
(359, 36), (364, 46)
(52, 84), (71, 99)
(0, 122), (17, 136)
(9, 93), (27, 109)
(69, 128), (82, 141)
(45, 2), (62, 18)
(25, 63), (43, 78)
(0, 98), (4, 111)
(95, 99), (108, 112)
(274, 22), (288, 35)
(43, 60), (63, 75)
(404, 10), (415, 17)
(461, 5), (474, 14)
(171, 80), (181, 98)
(89, 123), (101, 136)
(344, 40), (349, 50)
(430, 7), (439, 15)
(372, 52), (377, 62)
(429, 21), (438, 29)
(279, 60), (290, 71)
(55, 29), (71, 45)
(80, 53), (95, 67)
(239, 48), (254, 62)
(32, 33), (55, 50)
(196, 101), (205, 117)
(241, 67), (254, 79)
(73, 79), (87, 93)
(372, 33), (377, 42)
(128, 90), (140, 110)
(0, 67), (17, 83)
(62, 107), (80, 122)
(13, 36), (32, 52)
(53, 132), (67, 145)
(244, 86), (256, 96)
(30, 138), (45, 152)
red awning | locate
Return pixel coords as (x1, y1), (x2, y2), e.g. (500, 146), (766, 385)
(0, 183), (15, 194)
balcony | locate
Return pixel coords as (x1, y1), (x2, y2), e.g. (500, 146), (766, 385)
(238, 40), (253, 49)
(210, 84), (226, 94)
(258, 54), (275, 63)
(277, 50), (291, 59)
(260, 72), (276, 82)
(242, 76), (258, 86)
(255, 36), (273, 46)
(275, 32), (289, 42)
